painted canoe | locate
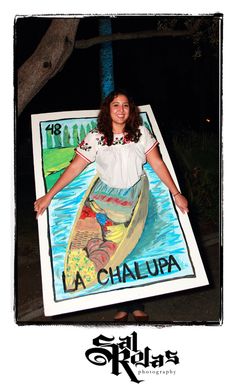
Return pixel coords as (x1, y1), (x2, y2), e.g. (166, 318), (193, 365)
(62, 173), (149, 292)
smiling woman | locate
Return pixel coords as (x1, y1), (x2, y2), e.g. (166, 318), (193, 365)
(97, 89), (143, 146)
(110, 95), (130, 130)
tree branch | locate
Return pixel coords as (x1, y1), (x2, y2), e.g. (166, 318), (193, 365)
(75, 26), (198, 49)
(17, 19), (80, 116)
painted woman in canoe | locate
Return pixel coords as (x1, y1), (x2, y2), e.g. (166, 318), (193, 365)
(34, 89), (188, 322)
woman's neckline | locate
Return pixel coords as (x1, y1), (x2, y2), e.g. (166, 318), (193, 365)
(112, 130), (126, 135)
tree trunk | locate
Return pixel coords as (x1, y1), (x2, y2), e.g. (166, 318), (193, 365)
(17, 18), (80, 116)
(99, 18), (114, 99)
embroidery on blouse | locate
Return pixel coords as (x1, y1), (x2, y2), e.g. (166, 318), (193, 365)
(78, 127), (155, 151)
(96, 135), (131, 146)
(90, 128), (100, 134)
(78, 139), (92, 152)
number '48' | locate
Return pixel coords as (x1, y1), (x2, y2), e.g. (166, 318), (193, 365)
(45, 123), (62, 135)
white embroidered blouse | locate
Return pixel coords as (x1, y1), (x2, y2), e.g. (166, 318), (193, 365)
(75, 125), (158, 189)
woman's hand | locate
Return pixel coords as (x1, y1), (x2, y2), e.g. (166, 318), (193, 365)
(34, 194), (52, 219)
(33, 155), (89, 220)
(174, 193), (189, 214)
(146, 148), (189, 215)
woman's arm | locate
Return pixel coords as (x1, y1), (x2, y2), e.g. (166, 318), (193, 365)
(34, 154), (89, 218)
(146, 146), (189, 214)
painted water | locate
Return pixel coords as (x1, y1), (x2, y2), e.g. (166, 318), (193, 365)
(48, 162), (195, 302)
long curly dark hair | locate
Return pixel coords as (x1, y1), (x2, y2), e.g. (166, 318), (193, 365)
(97, 89), (143, 146)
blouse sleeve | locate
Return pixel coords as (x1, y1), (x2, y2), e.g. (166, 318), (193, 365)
(75, 131), (97, 163)
(141, 126), (159, 155)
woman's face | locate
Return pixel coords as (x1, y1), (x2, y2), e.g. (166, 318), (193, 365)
(109, 94), (130, 126)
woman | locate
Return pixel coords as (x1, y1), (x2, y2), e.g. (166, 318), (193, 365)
(34, 89), (188, 322)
